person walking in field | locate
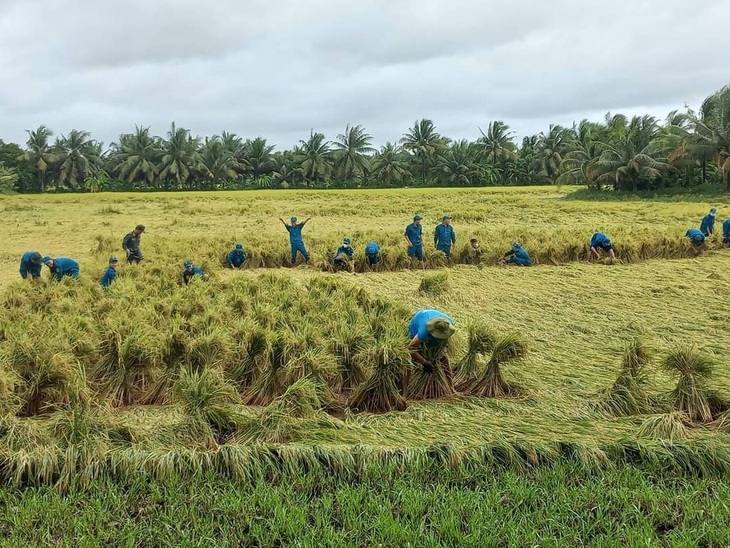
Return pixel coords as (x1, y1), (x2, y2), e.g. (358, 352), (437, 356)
(100, 257), (119, 289)
(122, 224), (145, 264)
(499, 242), (531, 266)
(589, 232), (616, 259)
(279, 216), (311, 265)
(434, 215), (456, 259)
(365, 241), (381, 268)
(333, 238), (354, 272)
(182, 261), (209, 285)
(226, 243), (248, 269)
(404, 214), (425, 266)
(19, 251), (43, 280)
(723, 218), (730, 247)
(42, 256), (79, 280)
(700, 208), (717, 237)
(403, 309), (456, 394)
(686, 228), (706, 247)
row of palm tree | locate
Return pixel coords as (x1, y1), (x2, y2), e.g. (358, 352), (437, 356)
(14, 85), (730, 192)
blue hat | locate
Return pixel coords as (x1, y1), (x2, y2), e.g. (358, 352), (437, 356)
(109, 256), (118, 263)
(512, 242), (522, 250)
(413, 214), (422, 221)
(290, 216), (297, 222)
(184, 260), (193, 267)
(29, 252), (42, 265)
(343, 238), (351, 244)
(442, 215), (452, 221)
(42, 255), (52, 265)
(603, 238), (612, 249)
(235, 243), (243, 250)
(710, 208), (717, 216)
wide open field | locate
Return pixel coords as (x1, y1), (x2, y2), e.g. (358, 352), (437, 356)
(2, 187), (730, 544)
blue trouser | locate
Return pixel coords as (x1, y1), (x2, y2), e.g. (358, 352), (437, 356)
(291, 242), (309, 263)
(436, 245), (452, 258)
(508, 257), (530, 266)
(408, 245), (424, 261)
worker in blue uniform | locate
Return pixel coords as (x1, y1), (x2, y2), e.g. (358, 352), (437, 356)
(404, 214), (425, 266)
(100, 257), (119, 289)
(434, 215), (456, 259)
(499, 243), (531, 266)
(333, 238), (354, 272)
(43, 256), (80, 280)
(19, 251), (43, 280)
(589, 232), (616, 259)
(226, 243), (248, 269)
(279, 216), (311, 264)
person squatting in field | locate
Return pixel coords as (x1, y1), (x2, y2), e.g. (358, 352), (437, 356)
(122, 224), (145, 264)
(403, 309), (456, 394)
(19, 251), (43, 280)
(43, 256), (79, 280)
(701, 208), (717, 237)
(589, 232), (616, 259)
(227, 243), (248, 269)
(434, 215), (456, 259)
(280, 216), (311, 264)
(686, 228), (706, 247)
(100, 257), (118, 289)
(464, 238), (481, 264)
(404, 214), (425, 266)
(333, 238), (354, 272)
(182, 261), (209, 285)
(365, 241), (381, 269)
(499, 242), (531, 266)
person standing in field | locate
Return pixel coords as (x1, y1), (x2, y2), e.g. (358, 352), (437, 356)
(589, 232), (616, 260)
(701, 208), (717, 237)
(42, 256), (79, 280)
(122, 224), (145, 264)
(404, 214), (425, 267)
(434, 215), (456, 259)
(333, 238), (354, 272)
(182, 261), (209, 285)
(723, 218), (730, 247)
(279, 216), (311, 265)
(686, 228), (706, 247)
(19, 251), (43, 280)
(100, 257), (119, 289)
(365, 241), (381, 269)
(499, 242), (531, 266)
(403, 309), (456, 394)
(226, 243), (248, 269)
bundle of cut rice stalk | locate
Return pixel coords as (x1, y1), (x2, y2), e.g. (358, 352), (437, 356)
(593, 339), (653, 416)
(464, 334), (528, 397)
(661, 347), (716, 423)
(409, 338), (457, 400)
(348, 336), (410, 412)
(454, 321), (496, 389)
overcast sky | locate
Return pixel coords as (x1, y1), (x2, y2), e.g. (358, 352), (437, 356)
(1, 0), (728, 150)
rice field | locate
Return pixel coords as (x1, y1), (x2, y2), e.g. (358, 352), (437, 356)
(2, 186), (730, 543)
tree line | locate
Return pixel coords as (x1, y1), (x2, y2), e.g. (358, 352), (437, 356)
(0, 85), (728, 194)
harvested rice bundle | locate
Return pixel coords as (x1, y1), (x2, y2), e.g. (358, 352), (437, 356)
(454, 321), (497, 389)
(465, 334), (528, 397)
(593, 339), (653, 416)
(409, 338), (457, 400)
(637, 412), (691, 441)
(661, 347), (716, 423)
(348, 336), (410, 412)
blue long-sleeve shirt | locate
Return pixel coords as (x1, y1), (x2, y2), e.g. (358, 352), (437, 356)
(335, 245), (354, 259)
(99, 266), (117, 288)
(504, 248), (531, 266)
(404, 223), (423, 246)
(182, 266), (205, 285)
(408, 309), (455, 343)
(723, 219), (730, 238)
(50, 258), (79, 280)
(434, 224), (456, 248)
(285, 222), (306, 244)
(19, 251), (42, 279)
(700, 214), (715, 235)
(686, 228), (705, 244)
(590, 232), (612, 250)
(227, 249), (248, 267)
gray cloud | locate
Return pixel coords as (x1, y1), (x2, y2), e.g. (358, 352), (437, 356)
(1, 0), (728, 150)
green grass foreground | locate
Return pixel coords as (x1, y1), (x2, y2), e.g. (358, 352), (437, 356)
(1, 465), (728, 546)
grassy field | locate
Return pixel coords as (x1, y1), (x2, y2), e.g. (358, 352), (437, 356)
(2, 187), (730, 544)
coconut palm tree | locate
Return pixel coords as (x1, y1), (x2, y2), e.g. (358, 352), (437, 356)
(333, 124), (375, 181)
(108, 126), (161, 186)
(434, 140), (481, 186)
(297, 131), (331, 186)
(476, 121), (517, 165)
(400, 119), (445, 185)
(157, 122), (203, 188)
(243, 137), (276, 183)
(591, 115), (668, 191)
(536, 125), (573, 184)
(685, 86), (730, 191)
(557, 120), (604, 187)
(23, 125), (55, 192)
(199, 136), (240, 188)
(0, 163), (19, 192)
(54, 130), (102, 190)
(371, 142), (411, 186)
